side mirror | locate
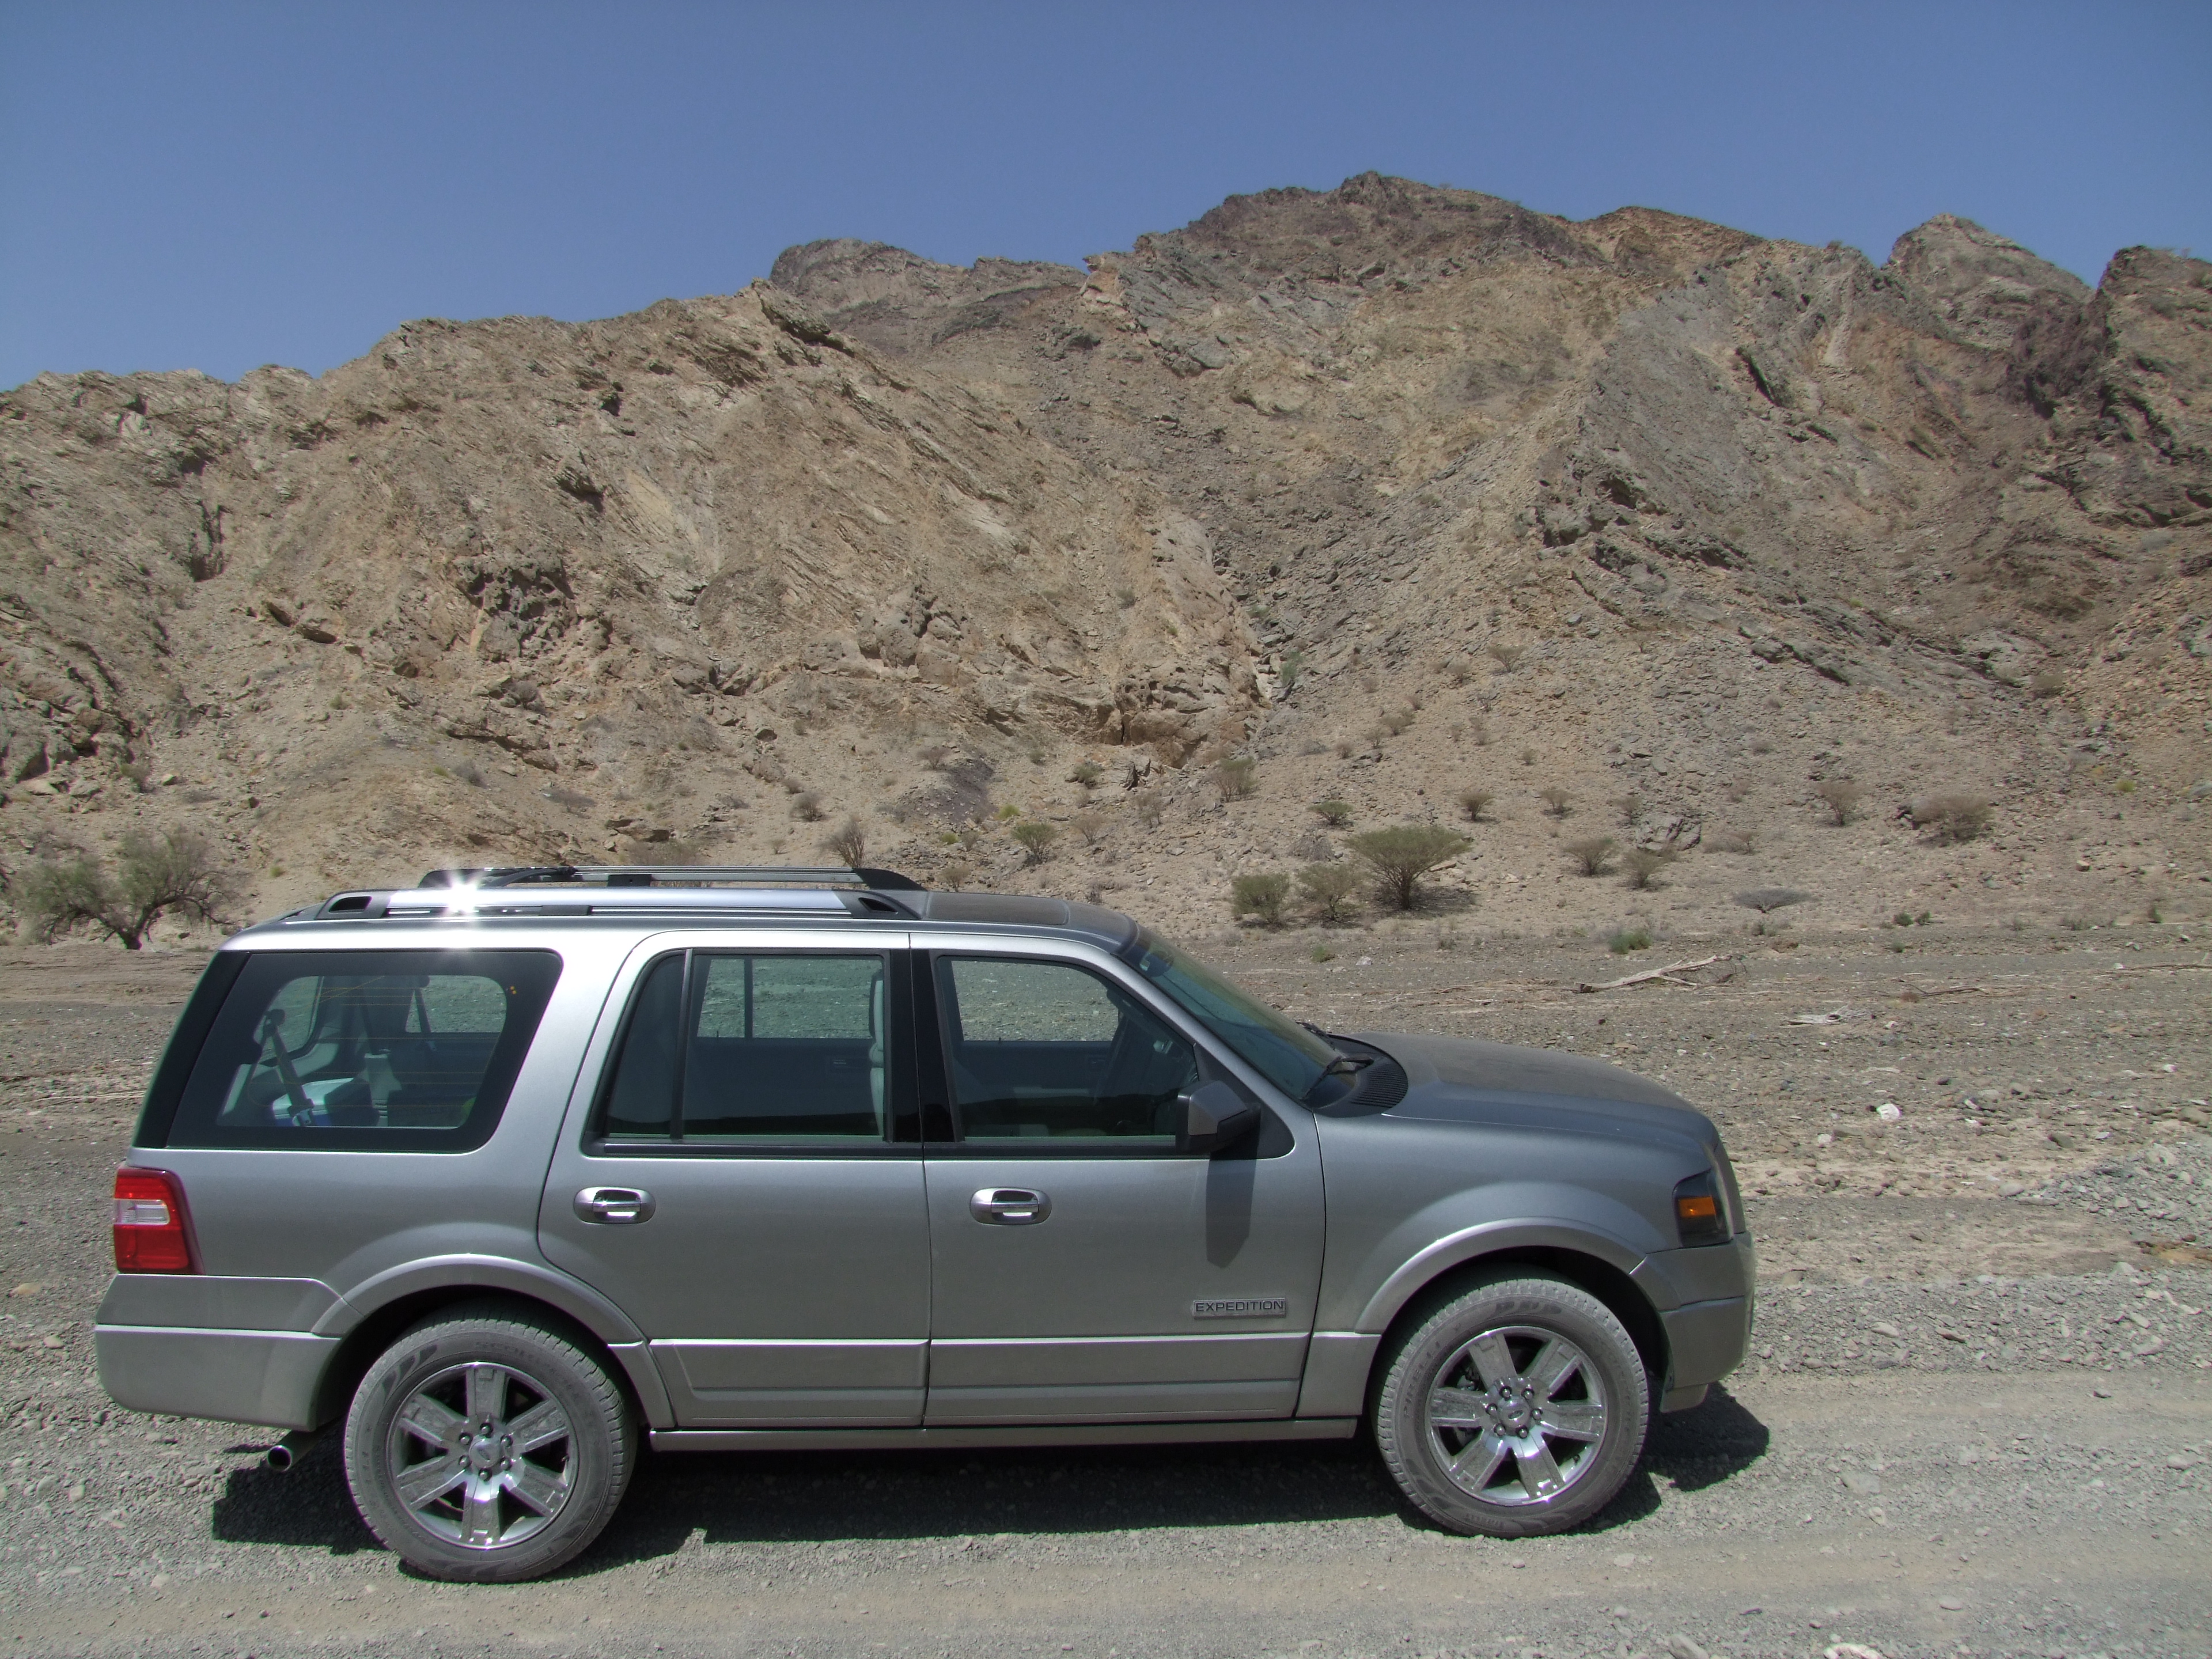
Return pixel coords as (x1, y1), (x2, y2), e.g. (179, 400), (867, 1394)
(1179, 1080), (1260, 1156)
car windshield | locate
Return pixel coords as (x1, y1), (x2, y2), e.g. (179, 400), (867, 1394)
(1126, 928), (1340, 1102)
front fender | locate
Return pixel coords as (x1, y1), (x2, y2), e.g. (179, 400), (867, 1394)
(1353, 1213), (1652, 1335)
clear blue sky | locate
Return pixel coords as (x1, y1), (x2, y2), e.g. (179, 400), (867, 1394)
(3, 1), (2207, 390)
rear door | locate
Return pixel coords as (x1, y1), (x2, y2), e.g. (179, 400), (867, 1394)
(538, 931), (932, 1427)
(916, 942), (1325, 1425)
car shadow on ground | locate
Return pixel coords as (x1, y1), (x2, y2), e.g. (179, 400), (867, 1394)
(208, 1387), (1774, 1573)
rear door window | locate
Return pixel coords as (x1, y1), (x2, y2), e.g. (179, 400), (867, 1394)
(167, 950), (561, 1151)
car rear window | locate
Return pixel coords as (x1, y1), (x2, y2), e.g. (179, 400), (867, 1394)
(165, 950), (562, 1151)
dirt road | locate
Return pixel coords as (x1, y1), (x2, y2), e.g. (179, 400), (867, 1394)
(3, 929), (2209, 1657)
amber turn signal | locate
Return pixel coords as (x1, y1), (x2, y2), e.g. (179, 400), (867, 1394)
(1672, 1171), (1729, 1247)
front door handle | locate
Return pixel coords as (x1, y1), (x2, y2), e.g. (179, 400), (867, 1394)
(969, 1187), (1051, 1226)
(574, 1186), (656, 1225)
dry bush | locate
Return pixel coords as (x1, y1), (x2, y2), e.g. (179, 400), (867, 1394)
(1068, 761), (1104, 791)
(1378, 705), (1416, 737)
(15, 830), (238, 949)
(821, 817), (867, 866)
(1229, 872), (1291, 927)
(1214, 755), (1259, 802)
(790, 790), (826, 822)
(1442, 656), (1477, 687)
(1011, 820), (1059, 865)
(1538, 785), (1573, 818)
(938, 859), (973, 891)
(1312, 798), (1355, 828)
(919, 745), (955, 772)
(1334, 738), (1355, 759)
(1612, 793), (1645, 828)
(1346, 824), (1474, 910)
(1814, 779), (1863, 825)
(1519, 747), (1537, 766)
(1622, 847), (1676, 891)
(1734, 887), (1809, 914)
(1297, 861), (1363, 924)
(1134, 793), (1166, 829)
(1706, 827), (1756, 855)
(2030, 669), (2067, 699)
(1070, 808), (1107, 846)
(1456, 788), (1493, 823)
(1468, 717), (1491, 747)
(1563, 836), (1616, 877)
(1910, 793), (1992, 843)
(1488, 642), (1526, 672)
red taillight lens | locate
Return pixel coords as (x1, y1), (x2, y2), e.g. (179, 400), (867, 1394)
(113, 1167), (196, 1272)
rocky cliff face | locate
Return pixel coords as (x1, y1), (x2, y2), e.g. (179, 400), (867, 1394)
(2, 175), (2205, 941)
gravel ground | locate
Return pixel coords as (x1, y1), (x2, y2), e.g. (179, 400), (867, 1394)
(2, 930), (2209, 1658)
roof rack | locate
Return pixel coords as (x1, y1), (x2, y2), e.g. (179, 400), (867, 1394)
(306, 863), (927, 923)
(416, 864), (925, 891)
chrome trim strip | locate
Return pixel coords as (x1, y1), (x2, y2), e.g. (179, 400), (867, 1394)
(648, 1418), (1359, 1452)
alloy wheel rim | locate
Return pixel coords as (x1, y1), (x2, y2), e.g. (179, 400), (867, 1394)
(385, 1361), (575, 1550)
(1424, 1323), (1609, 1506)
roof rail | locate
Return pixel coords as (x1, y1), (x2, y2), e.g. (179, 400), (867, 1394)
(416, 864), (925, 891)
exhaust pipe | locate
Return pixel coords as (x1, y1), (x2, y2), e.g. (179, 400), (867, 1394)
(266, 1428), (321, 1473)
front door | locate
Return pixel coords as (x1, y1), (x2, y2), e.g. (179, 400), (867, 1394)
(539, 935), (930, 1427)
(917, 948), (1324, 1425)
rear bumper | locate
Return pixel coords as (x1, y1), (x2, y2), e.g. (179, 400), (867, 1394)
(95, 1325), (337, 1431)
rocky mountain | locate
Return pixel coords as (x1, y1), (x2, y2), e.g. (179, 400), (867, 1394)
(2, 175), (2206, 945)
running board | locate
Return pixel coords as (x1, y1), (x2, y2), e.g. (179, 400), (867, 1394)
(649, 1418), (1359, 1453)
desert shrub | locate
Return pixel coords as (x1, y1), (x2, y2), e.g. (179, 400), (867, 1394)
(1346, 824), (1474, 911)
(956, 825), (983, 850)
(1297, 861), (1363, 924)
(1070, 808), (1107, 846)
(1622, 847), (1675, 891)
(1214, 756), (1258, 802)
(1133, 793), (1165, 829)
(1378, 705), (1416, 737)
(1468, 717), (1491, 747)
(15, 830), (237, 950)
(1611, 793), (1645, 828)
(790, 790), (826, 822)
(1735, 887), (1809, 914)
(1229, 872), (1291, 927)
(455, 760), (485, 788)
(821, 817), (866, 866)
(1309, 942), (1335, 963)
(1334, 738), (1354, 759)
(1538, 785), (1573, 818)
(1910, 793), (1992, 843)
(1814, 779), (1863, 825)
(1277, 650), (1305, 695)
(995, 802), (1022, 821)
(1312, 798), (1355, 828)
(1488, 641), (1525, 671)
(1456, 788), (1493, 823)
(1707, 827), (1755, 854)
(2030, 669), (2066, 699)
(1563, 836), (1616, 877)
(1068, 760), (1104, 790)
(939, 859), (973, 891)
(919, 744), (954, 772)
(1010, 821), (1059, 864)
(1365, 722), (1393, 748)
(1520, 747), (1536, 766)
(1608, 926), (1654, 955)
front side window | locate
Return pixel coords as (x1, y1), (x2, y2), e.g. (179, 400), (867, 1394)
(594, 952), (891, 1145)
(169, 950), (562, 1151)
(935, 956), (1197, 1142)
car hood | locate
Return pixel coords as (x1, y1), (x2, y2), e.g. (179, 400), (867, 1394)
(1356, 1030), (1717, 1152)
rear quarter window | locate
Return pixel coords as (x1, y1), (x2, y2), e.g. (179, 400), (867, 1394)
(162, 950), (562, 1152)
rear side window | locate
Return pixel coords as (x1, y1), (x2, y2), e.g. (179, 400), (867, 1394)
(166, 951), (561, 1152)
(593, 951), (892, 1146)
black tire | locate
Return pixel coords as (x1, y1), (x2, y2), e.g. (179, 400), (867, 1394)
(1373, 1272), (1649, 1537)
(343, 1300), (636, 1582)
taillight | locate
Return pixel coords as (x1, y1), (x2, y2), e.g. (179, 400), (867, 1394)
(1673, 1170), (1730, 1248)
(113, 1167), (196, 1273)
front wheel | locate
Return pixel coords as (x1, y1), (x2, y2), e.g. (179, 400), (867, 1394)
(1373, 1273), (1649, 1537)
(343, 1301), (636, 1582)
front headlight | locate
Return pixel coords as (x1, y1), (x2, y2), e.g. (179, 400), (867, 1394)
(1673, 1170), (1730, 1247)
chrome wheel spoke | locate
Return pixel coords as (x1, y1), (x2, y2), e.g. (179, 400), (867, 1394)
(1537, 1398), (1605, 1441)
(464, 1362), (508, 1426)
(505, 1398), (569, 1456)
(1513, 1438), (1569, 1501)
(460, 1473), (504, 1546)
(1524, 1336), (1583, 1400)
(395, 1453), (467, 1512)
(1464, 1332), (1518, 1392)
(501, 1457), (569, 1517)
(1449, 1430), (1513, 1490)
(395, 1391), (467, 1452)
(1428, 1386), (1490, 1430)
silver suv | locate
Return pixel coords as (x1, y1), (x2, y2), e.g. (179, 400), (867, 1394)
(96, 865), (1752, 1581)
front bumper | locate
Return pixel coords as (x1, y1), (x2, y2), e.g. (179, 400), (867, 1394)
(95, 1325), (337, 1430)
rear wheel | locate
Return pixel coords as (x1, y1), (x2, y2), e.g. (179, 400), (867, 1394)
(343, 1302), (635, 1582)
(1373, 1273), (1649, 1537)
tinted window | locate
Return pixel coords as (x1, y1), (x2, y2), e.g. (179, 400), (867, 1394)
(169, 951), (561, 1152)
(937, 957), (1196, 1142)
(594, 952), (891, 1145)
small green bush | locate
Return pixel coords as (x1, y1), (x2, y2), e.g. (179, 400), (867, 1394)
(1346, 824), (1474, 910)
(1312, 798), (1354, 828)
(1622, 847), (1675, 891)
(1456, 788), (1493, 823)
(1011, 821), (1059, 864)
(1068, 760), (1104, 790)
(1214, 756), (1259, 803)
(1563, 836), (1616, 877)
(1309, 942), (1335, 963)
(1608, 926), (1653, 955)
(1230, 872), (1291, 927)
(1908, 793), (1991, 843)
(1297, 861), (1363, 925)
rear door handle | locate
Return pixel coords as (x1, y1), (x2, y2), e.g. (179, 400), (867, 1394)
(969, 1187), (1051, 1225)
(574, 1186), (656, 1225)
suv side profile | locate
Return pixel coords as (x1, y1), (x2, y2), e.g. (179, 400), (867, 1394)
(97, 865), (1752, 1581)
